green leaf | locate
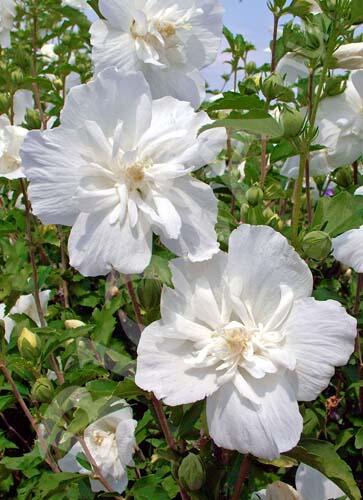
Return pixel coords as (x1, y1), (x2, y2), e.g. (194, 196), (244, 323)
(132, 475), (170, 500)
(355, 427), (363, 449)
(92, 295), (123, 345)
(178, 401), (204, 439)
(114, 378), (146, 399)
(0, 432), (17, 451)
(85, 379), (118, 398)
(311, 191), (363, 237)
(207, 92), (264, 112)
(0, 395), (15, 412)
(285, 439), (361, 500)
(199, 111), (283, 138)
(351, 0), (363, 24)
(1, 444), (43, 479)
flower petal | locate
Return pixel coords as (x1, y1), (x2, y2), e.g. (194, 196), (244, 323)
(285, 298), (356, 401)
(21, 128), (82, 225)
(227, 225), (313, 326)
(206, 376), (302, 460)
(332, 226), (363, 273)
(68, 211), (152, 276)
(61, 68), (152, 151)
(136, 320), (220, 406)
(158, 176), (219, 262)
(295, 464), (345, 500)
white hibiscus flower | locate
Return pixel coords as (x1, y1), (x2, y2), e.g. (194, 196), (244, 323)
(0, 114), (28, 179)
(253, 463), (346, 500)
(0, 0), (15, 47)
(317, 70), (363, 168)
(89, 0), (224, 108)
(21, 69), (225, 277)
(59, 403), (137, 494)
(135, 224), (356, 460)
(0, 290), (51, 342)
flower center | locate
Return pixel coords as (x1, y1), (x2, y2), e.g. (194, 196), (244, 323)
(222, 327), (251, 356)
(123, 159), (152, 190)
(155, 20), (176, 38)
(92, 430), (112, 447)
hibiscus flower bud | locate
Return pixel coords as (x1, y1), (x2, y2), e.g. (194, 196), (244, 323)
(137, 279), (162, 310)
(10, 69), (24, 85)
(262, 73), (284, 100)
(335, 166), (353, 188)
(280, 107), (306, 138)
(302, 231), (332, 261)
(64, 319), (86, 329)
(178, 453), (205, 492)
(0, 93), (10, 113)
(17, 328), (41, 361)
(31, 377), (54, 403)
(333, 43), (363, 70)
(25, 108), (42, 130)
(246, 186), (264, 207)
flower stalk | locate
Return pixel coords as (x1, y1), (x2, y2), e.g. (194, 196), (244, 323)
(231, 454), (251, 500)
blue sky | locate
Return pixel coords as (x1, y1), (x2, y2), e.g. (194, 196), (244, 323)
(203, 0), (272, 89)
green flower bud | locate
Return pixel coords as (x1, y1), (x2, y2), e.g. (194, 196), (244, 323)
(0, 93), (10, 114)
(262, 73), (284, 100)
(246, 186), (264, 207)
(10, 69), (24, 85)
(178, 453), (205, 492)
(302, 231), (332, 261)
(31, 377), (53, 403)
(280, 107), (306, 138)
(335, 166), (353, 188)
(17, 328), (41, 361)
(64, 319), (85, 329)
(137, 279), (162, 310)
(25, 108), (42, 130)
(245, 61), (256, 75)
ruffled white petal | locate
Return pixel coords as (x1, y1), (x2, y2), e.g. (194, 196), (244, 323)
(157, 176), (219, 262)
(68, 211), (152, 277)
(21, 128), (82, 225)
(136, 319), (220, 405)
(285, 298), (356, 401)
(61, 68), (152, 151)
(332, 226), (363, 272)
(227, 225), (313, 325)
(207, 376), (302, 460)
(295, 464), (345, 500)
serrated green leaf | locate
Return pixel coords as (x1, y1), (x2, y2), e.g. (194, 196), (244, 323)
(199, 111), (283, 138)
(285, 439), (360, 500)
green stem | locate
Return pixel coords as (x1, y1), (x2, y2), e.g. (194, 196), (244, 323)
(291, 153), (307, 248)
(292, 18), (338, 243)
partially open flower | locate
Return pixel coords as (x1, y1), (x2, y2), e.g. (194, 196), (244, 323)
(59, 403), (137, 494)
(0, 115), (28, 179)
(136, 225), (356, 460)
